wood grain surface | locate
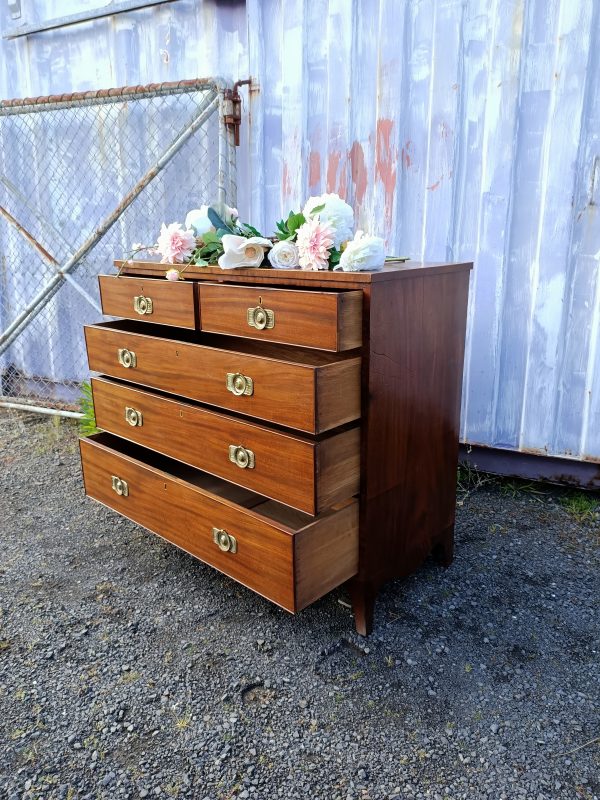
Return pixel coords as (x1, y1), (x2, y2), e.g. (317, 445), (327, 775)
(80, 433), (358, 611)
(351, 265), (472, 634)
(198, 283), (363, 350)
(85, 321), (361, 433)
(91, 377), (360, 515)
(98, 275), (197, 328)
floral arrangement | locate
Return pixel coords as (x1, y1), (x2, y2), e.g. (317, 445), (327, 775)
(123, 194), (389, 280)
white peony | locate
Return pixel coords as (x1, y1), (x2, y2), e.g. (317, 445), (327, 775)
(218, 234), (272, 269)
(185, 206), (214, 236)
(302, 193), (354, 247)
(268, 240), (300, 269)
(335, 230), (386, 272)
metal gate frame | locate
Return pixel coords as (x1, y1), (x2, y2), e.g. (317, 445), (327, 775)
(0, 78), (237, 416)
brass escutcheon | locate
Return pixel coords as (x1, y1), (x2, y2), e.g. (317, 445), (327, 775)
(125, 406), (143, 427)
(228, 444), (255, 469)
(247, 305), (275, 330)
(133, 295), (153, 315)
(226, 372), (254, 397)
(117, 347), (137, 368)
(212, 527), (237, 554)
(111, 475), (129, 496)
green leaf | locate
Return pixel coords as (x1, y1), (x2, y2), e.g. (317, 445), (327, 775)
(242, 223), (264, 238)
(207, 207), (229, 231)
(287, 212), (305, 234)
(328, 248), (341, 267)
(310, 203), (325, 215)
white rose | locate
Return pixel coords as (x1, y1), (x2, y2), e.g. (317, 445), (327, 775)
(218, 234), (272, 269)
(302, 192), (354, 247)
(185, 205), (214, 236)
(268, 240), (300, 269)
(335, 230), (385, 272)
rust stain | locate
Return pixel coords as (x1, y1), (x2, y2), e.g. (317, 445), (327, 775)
(326, 151), (341, 193)
(350, 141), (367, 206)
(401, 140), (413, 169)
(427, 180), (441, 191)
(308, 151), (321, 192)
(375, 119), (397, 230)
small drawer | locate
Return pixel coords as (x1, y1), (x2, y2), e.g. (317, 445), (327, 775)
(85, 320), (361, 434)
(198, 284), (363, 351)
(80, 433), (358, 612)
(91, 377), (360, 516)
(98, 275), (197, 328)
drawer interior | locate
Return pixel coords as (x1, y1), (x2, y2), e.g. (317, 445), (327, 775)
(84, 432), (315, 529)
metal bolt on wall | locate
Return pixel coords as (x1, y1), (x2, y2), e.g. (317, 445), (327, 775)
(0, 79), (236, 412)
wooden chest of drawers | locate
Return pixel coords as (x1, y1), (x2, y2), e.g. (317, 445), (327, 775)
(81, 260), (471, 634)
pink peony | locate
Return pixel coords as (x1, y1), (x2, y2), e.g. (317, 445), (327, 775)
(296, 217), (335, 270)
(155, 222), (196, 264)
(165, 268), (180, 281)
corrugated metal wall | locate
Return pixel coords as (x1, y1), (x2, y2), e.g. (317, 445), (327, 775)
(1, 0), (599, 463)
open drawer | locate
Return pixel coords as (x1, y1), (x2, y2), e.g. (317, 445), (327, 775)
(80, 433), (358, 612)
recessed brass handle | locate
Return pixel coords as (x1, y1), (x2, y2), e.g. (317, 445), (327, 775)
(125, 406), (143, 427)
(212, 527), (237, 554)
(226, 372), (254, 397)
(247, 305), (274, 330)
(118, 347), (137, 368)
(133, 295), (153, 315)
(111, 475), (129, 496)
(228, 444), (255, 469)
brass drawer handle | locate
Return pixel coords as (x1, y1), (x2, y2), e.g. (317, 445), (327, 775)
(247, 305), (274, 330)
(111, 475), (129, 496)
(226, 372), (254, 397)
(212, 527), (237, 554)
(228, 444), (255, 469)
(133, 295), (153, 315)
(125, 406), (143, 427)
(118, 347), (137, 368)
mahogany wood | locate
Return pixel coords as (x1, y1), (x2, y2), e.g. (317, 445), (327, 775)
(80, 433), (358, 612)
(91, 376), (360, 515)
(115, 259), (472, 287)
(99, 275), (197, 328)
(198, 283), (363, 351)
(351, 268), (471, 634)
(85, 321), (361, 433)
(83, 260), (472, 634)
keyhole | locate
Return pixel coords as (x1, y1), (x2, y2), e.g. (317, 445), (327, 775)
(258, 295), (262, 305)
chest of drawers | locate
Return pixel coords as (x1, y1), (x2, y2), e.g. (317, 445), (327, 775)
(80, 260), (471, 634)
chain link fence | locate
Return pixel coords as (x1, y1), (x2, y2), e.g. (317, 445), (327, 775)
(0, 79), (236, 412)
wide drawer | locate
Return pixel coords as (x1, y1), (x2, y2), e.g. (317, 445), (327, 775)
(85, 320), (361, 434)
(198, 283), (363, 351)
(98, 275), (197, 328)
(91, 377), (360, 515)
(80, 434), (358, 612)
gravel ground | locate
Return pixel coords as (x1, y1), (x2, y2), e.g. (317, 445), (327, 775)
(1, 408), (599, 800)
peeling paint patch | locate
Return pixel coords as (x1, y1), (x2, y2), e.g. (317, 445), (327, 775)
(308, 151), (321, 192)
(326, 151), (341, 193)
(401, 140), (413, 169)
(350, 141), (367, 206)
(376, 118), (397, 229)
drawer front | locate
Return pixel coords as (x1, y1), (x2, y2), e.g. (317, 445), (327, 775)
(80, 434), (359, 612)
(99, 275), (197, 328)
(85, 323), (361, 434)
(198, 284), (363, 351)
(91, 378), (359, 515)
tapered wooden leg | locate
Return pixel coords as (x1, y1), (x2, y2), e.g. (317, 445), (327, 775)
(432, 526), (454, 568)
(350, 579), (376, 636)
